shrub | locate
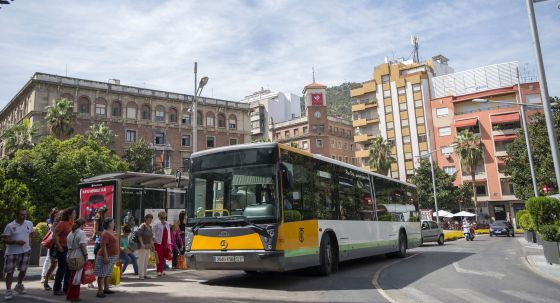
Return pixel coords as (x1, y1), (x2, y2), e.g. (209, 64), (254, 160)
(526, 197), (560, 229)
(538, 224), (560, 242)
(444, 231), (464, 241)
(378, 214), (393, 221)
(33, 222), (49, 240)
(518, 212), (535, 231)
(515, 210), (528, 227)
(475, 229), (489, 234)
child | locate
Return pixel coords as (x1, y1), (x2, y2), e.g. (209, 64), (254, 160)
(170, 224), (184, 270)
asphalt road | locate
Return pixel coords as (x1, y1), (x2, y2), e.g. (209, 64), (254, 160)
(11, 234), (560, 303)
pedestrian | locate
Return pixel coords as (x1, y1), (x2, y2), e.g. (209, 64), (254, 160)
(66, 218), (88, 302)
(94, 218), (119, 298)
(2, 209), (34, 301)
(52, 207), (76, 296)
(170, 224), (184, 270)
(153, 211), (171, 277)
(89, 205), (107, 288)
(119, 225), (138, 277)
(178, 210), (186, 248)
(41, 207), (59, 290)
(136, 214), (154, 280)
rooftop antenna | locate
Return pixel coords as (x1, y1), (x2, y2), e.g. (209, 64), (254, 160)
(411, 35), (420, 63)
(312, 66), (316, 83)
(65, 64), (68, 77)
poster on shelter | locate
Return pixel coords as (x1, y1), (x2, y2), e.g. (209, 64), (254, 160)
(79, 182), (115, 244)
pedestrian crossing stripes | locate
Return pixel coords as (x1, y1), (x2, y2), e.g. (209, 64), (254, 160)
(385, 287), (557, 303)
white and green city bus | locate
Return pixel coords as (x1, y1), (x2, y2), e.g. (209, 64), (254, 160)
(185, 143), (420, 275)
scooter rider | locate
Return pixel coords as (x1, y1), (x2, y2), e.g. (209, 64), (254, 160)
(462, 220), (475, 241)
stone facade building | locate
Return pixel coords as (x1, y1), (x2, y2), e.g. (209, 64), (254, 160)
(272, 82), (355, 164)
(0, 73), (251, 171)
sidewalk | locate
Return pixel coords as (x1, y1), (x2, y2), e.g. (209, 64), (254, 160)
(518, 237), (560, 284)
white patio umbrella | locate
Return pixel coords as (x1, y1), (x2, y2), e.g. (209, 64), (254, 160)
(433, 210), (453, 217)
(454, 211), (476, 217)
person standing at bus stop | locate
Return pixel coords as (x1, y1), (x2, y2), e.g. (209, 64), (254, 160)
(2, 209), (34, 301)
(53, 207), (76, 296)
(136, 214), (154, 280)
(153, 211), (171, 277)
(41, 207), (59, 291)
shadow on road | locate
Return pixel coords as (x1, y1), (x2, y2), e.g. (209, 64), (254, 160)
(378, 250), (474, 290)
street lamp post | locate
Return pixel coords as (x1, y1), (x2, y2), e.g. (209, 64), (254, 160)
(192, 62), (209, 153)
(525, 0), (560, 193)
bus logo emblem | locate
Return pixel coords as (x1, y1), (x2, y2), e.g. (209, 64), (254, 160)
(299, 228), (304, 243)
(219, 231), (229, 237)
(220, 239), (228, 249)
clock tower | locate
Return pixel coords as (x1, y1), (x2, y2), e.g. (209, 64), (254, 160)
(303, 78), (328, 153)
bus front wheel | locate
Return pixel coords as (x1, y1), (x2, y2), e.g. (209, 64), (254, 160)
(318, 234), (335, 276)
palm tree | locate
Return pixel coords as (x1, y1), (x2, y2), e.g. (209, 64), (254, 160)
(454, 129), (484, 220)
(45, 98), (77, 139)
(88, 122), (115, 149)
(0, 117), (40, 156)
(368, 136), (395, 176)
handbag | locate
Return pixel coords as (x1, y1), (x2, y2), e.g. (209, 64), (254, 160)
(177, 255), (187, 270)
(148, 251), (157, 268)
(108, 264), (120, 286)
(40, 230), (54, 249)
(81, 261), (96, 285)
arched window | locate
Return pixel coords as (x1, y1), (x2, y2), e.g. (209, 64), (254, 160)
(78, 96), (91, 114)
(197, 111), (203, 126)
(181, 109), (191, 125)
(95, 98), (107, 117)
(228, 114), (237, 130)
(111, 100), (122, 117)
(206, 112), (215, 128)
(217, 113), (226, 128)
(141, 104), (151, 120)
(126, 102), (138, 120)
(169, 107), (178, 123)
(60, 93), (74, 102)
(155, 105), (166, 122)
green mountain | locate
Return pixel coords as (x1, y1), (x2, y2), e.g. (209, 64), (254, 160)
(300, 82), (358, 120)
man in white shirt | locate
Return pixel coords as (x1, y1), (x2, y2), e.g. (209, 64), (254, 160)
(2, 209), (34, 301)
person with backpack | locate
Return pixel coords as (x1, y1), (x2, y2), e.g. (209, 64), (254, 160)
(119, 225), (138, 277)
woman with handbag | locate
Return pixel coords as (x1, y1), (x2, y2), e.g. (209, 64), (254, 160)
(136, 214), (154, 280)
(53, 207), (76, 296)
(170, 224), (184, 270)
(94, 218), (119, 298)
(66, 218), (87, 302)
(40, 208), (58, 290)
(152, 211), (171, 277)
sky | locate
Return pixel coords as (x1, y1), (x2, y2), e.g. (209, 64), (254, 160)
(0, 0), (559, 108)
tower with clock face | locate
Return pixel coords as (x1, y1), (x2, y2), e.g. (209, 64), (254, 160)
(303, 81), (328, 126)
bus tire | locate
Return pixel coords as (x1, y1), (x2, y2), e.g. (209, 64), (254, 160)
(318, 234), (334, 276)
(395, 231), (407, 258)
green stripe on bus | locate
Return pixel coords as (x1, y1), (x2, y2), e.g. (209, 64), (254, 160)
(284, 247), (319, 258)
(339, 240), (397, 251)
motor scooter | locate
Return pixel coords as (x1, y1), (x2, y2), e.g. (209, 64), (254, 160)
(463, 225), (475, 241)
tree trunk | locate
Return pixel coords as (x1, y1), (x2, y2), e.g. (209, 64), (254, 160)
(471, 172), (478, 223)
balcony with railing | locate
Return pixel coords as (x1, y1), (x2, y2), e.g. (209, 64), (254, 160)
(352, 97), (378, 111)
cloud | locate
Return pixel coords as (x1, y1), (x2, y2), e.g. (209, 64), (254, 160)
(0, 0), (558, 109)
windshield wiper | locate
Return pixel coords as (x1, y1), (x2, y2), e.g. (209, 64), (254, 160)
(191, 217), (226, 234)
(223, 216), (270, 239)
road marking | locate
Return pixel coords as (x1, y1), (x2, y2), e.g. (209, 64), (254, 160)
(401, 287), (445, 303)
(443, 288), (502, 303)
(371, 252), (421, 303)
(501, 289), (556, 303)
(452, 262), (504, 279)
(20, 294), (62, 303)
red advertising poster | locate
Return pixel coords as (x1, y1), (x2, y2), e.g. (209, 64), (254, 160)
(311, 93), (323, 105)
(79, 183), (115, 244)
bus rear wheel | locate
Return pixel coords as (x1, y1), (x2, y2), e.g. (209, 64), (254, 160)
(395, 231), (407, 258)
(318, 234), (335, 276)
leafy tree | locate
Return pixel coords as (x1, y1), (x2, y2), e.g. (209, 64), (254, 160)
(454, 129), (484, 218)
(455, 184), (474, 211)
(411, 159), (457, 211)
(45, 98), (77, 139)
(0, 117), (40, 156)
(367, 136), (395, 176)
(124, 138), (154, 172)
(87, 122), (116, 150)
(1, 135), (127, 221)
(0, 167), (34, 228)
(505, 100), (560, 200)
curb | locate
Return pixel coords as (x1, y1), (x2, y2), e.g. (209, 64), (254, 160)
(522, 253), (560, 285)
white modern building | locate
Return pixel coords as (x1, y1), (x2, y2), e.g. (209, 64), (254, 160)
(241, 89), (302, 141)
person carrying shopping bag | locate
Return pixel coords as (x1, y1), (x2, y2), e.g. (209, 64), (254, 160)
(170, 224), (184, 270)
(66, 219), (88, 302)
(152, 211), (171, 277)
(94, 218), (119, 298)
(136, 214), (154, 280)
(52, 207), (76, 296)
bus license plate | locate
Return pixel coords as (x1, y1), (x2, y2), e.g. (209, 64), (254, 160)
(213, 256), (244, 263)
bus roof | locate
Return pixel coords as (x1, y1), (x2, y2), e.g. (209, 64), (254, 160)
(190, 143), (415, 188)
(81, 171), (188, 188)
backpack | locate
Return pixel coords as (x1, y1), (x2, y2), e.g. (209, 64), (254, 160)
(128, 228), (141, 251)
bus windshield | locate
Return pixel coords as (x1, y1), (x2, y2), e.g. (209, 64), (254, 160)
(189, 164), (278, 224)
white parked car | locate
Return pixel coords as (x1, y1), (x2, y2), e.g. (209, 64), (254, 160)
(421, 220), (444, 245)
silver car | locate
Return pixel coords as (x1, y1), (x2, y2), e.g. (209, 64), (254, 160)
(421, 220), (444, 245)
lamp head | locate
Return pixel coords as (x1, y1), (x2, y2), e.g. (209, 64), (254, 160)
(199, 76), (209, 89)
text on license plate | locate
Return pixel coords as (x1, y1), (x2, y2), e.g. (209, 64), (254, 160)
(213, 256), (244, 263)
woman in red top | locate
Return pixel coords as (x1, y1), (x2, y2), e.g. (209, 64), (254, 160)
(52, 207), (75, 296)
(93, 218), (119, 298)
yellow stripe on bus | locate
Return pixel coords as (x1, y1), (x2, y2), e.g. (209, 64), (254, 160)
(190, 233), (264, 250)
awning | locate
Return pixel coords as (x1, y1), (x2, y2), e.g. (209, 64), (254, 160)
(492, 113), (519, 124)
(454, 118), (478, 128)
(494, 134), (517, 142)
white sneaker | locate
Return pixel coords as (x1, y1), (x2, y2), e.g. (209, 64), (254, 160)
(5, 290), (13, 300)
(14, 284), (26, 295)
